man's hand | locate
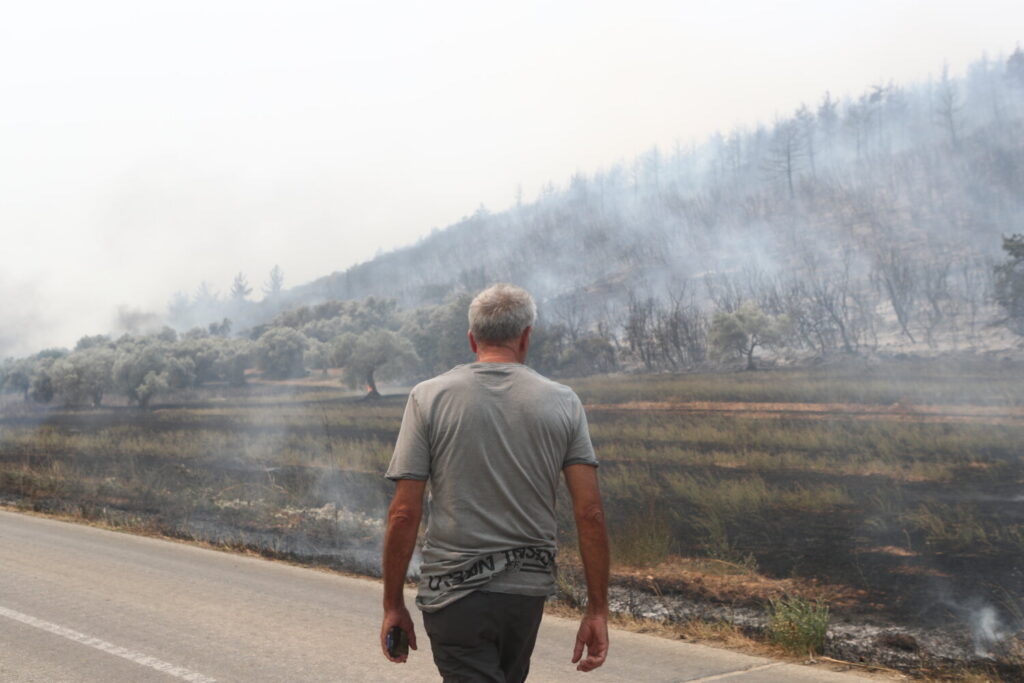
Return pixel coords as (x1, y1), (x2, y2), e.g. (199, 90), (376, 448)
(380, 606), (418, 663)
(564, 464), (610, 671)
(571, 611), (608, 672)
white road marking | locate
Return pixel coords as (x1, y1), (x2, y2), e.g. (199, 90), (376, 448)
(685, 662), (785, 681)
(0, 604), (217, 682)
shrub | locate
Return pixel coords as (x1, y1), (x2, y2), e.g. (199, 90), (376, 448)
(766, 596), (830, 655)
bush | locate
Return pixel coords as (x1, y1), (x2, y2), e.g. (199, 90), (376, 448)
(766, 596), (830, 655)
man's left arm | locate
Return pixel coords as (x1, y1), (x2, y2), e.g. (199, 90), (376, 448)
(380, 478), (426, 663)
(564, 463), (609, 672)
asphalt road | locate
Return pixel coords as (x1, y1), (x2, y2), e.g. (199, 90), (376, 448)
(0, 510), (871, 682)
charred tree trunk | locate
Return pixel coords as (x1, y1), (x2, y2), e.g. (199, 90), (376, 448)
(364, 369), (381, 399)
(744, 341), (758, 371)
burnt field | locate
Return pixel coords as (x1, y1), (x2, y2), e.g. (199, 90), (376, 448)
(2, 357), (1023, 676)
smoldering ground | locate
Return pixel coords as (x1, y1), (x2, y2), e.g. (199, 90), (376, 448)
(0, 380), (402, 576)
(4, 351), (1024, 676)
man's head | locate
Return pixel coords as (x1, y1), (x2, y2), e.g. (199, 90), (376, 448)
(467, 283), (536, 362)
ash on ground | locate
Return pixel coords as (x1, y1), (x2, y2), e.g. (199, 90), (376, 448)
(558, 577), (1024, 677)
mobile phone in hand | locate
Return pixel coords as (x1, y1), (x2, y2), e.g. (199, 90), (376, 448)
(387, 626), (409, 659)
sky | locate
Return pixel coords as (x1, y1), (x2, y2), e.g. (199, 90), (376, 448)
(1, 0), (1022, 356)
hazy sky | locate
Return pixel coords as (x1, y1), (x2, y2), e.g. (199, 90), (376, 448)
(1, 0), (1021, 355)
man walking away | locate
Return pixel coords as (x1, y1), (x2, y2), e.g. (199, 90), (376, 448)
(380, 283), (610, 682)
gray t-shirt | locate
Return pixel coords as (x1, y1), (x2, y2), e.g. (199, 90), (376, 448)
(385, 362), (598, 612)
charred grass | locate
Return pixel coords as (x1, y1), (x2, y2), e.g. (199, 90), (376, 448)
(2, 361), (1023, 674)
(570, 357), (1024, 407)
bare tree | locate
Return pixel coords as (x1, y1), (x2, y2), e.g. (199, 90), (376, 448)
(920, 257), (953, 348)
(624, 296), (657, 371)
(704, 273), (743, 313)
(795, 104), (817, 177)
(844, 99), (870, 160)
(763, 119), (805, 199)
(934, 65), (963, 149)
(774, 278), (821, 352)
(816, 91), (839, 160)
(957, 256), (992, 340)
(873, 248), (918, 343)
(650, 286), (707, 369)
(549, 291), (589, 343)
(804, 247), (860, 353)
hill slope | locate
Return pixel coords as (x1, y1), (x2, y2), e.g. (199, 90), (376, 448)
(275, 53), (1023, 352)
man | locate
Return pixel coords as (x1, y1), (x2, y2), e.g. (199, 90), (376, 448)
(380, 283), (609, 682)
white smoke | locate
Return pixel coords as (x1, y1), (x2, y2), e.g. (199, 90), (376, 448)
(970, 605), (1009, 657)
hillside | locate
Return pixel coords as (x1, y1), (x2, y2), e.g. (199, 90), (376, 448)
(254, 51), (1024, 358)
(8, 51), (1024, 392)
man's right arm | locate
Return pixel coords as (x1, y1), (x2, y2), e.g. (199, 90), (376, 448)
(563, 463), (609, 672)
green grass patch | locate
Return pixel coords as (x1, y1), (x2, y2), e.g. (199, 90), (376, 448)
(766, 596), (831, 655)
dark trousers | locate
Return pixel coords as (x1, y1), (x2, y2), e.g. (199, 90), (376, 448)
(422, 591), (546, 683)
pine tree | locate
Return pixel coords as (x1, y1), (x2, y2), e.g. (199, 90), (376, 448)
(263, 265), (284, 299)
(230, 272), (253, 301)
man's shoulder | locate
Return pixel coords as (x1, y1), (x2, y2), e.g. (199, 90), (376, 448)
(504, 368), (587, 419)
(518, 366), (580, 398)
(408, 365), (472, 397)
(410, 363), (581, 402)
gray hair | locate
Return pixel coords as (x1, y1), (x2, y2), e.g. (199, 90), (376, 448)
(468, 283), (537, 343)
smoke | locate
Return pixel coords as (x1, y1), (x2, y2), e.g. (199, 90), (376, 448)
(939, 593), (1021, 658)
(0, 276), (63, 358)
(114, 305), (163, 336)
(971, 606), (1009, 656)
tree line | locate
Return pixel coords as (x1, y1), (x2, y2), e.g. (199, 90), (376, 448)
(4, 231), (1022, 409)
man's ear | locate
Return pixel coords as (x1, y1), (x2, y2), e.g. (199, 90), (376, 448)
(519, 326), (532, 354)
(468, 330), (479, 354)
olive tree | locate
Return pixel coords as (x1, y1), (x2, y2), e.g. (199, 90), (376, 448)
(332, 328), (418, 397)
(304, 338), (332, 377)
(112, 340), (192, 408)
(9, 349), (69, 403)
(213, 338), (254, 386)
(255, 327), (308, 379)
(51, 347), (115, 407)
(709, 302), (788, 370)
(401, 292), (474, 376)
(174, 336), (221, 386)
(0, 357), (34, 400)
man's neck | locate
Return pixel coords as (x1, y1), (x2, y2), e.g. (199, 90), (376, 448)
(475, 347), (520, 364)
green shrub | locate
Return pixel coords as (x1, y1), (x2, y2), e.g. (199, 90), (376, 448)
(766, 596), (830, 655)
